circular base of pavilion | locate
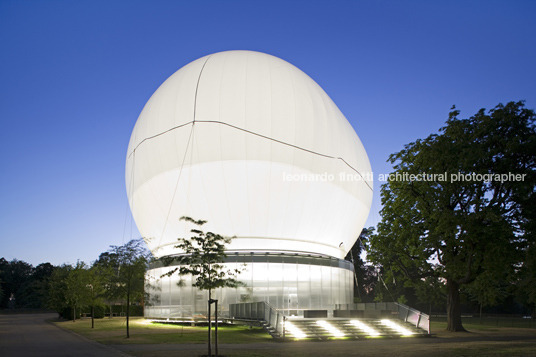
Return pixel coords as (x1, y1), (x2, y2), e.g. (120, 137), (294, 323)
(144, 251), (355, 319)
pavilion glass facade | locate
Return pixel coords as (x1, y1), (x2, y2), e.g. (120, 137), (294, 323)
(144, 253), (354, 319)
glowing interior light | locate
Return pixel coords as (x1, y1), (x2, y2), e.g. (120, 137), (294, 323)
(149, 319), (172, 324)
(316, 320), (345, 337)
(380, 319), (414, 336)
(285, 321), (307, 339)
(349, 319), (380, 336)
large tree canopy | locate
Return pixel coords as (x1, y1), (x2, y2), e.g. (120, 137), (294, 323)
(367, 101), (535, 331)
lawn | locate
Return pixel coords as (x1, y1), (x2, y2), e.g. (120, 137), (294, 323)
(53, 317), (273, 345)
(53, 317), (536, 356)
(430, 320), (535, 334)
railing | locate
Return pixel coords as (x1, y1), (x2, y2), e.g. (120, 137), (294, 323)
(394, 302), (430, 334)
(229, 301), (285, 337)
(334, 302), (430, 334)
(230, 301), (430, 336)
(335, 302), (398, 311)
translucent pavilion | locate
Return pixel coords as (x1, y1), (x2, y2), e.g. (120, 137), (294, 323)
(126, 50), (373, 319)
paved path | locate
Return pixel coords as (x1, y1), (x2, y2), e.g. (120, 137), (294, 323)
(112, 329), (536, 357)
(0, 313), (129, 357)
(3, 313), (535, 356)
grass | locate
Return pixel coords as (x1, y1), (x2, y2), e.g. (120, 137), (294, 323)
(53, 317), (273, 345)
(433, 316), (536, 329)
(430, 320), (535, 334)
(52, 317), (536, 356)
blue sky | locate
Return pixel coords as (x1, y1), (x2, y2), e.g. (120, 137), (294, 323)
(1, 0), (535, 266)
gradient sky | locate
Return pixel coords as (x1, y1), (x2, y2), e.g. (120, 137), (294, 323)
(1, 0), (535, 266)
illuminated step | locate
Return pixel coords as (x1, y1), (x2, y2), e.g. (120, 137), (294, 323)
(285, 321), (307, 339)
(316, 320), (345, 337)
(380, 319), (414, 336)
(349, 319), (380, 336)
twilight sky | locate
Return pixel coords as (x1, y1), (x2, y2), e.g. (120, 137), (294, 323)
(1, 0), (535, 266)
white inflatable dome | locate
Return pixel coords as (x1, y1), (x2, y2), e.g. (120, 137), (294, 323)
(126, 50), (372, 259)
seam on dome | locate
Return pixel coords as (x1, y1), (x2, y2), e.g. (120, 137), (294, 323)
(193, 55), (212, 123)
(127, 120), (373, 191)
(128, 55), (212, 160)
(128, 121), (192, 158)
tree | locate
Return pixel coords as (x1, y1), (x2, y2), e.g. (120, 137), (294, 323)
(367, 101), (535, 331)
(0, 258), (33, 308)
(86, 265), (108, 328)
(93, 251), (122, 318)
(518, 242), (536, 317)
(344, 228), (378, 302)
(48, 264), (72, 318)
(65, 261), (90, 322)
(516, 183), (536, 317)
(20, 263), (55, 309)
(162, 216), (243, 357)
(107, 239), (149, 338)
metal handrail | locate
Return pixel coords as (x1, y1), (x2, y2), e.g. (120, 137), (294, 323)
(333, 302), (430, 334)
(229, 301), (286, 337)
(394, 302), (430, 334)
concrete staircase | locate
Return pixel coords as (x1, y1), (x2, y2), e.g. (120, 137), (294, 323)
(228, 301), (431, 340)
(281, 318), (428, 340)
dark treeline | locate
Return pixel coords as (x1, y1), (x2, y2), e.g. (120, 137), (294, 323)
(0, 239), (149, 334)
(0, 259), (53, 310)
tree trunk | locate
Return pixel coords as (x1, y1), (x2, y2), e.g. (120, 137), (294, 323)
(215, 299), (218, 357)
(72, 305), (76, 322)
(208, 290), (212, 357)
(446, 279), (465, 331)
(126, 291), (130, 338)
(91, 305), (95, 328)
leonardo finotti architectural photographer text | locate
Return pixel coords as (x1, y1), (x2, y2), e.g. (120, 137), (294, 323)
(282, 171), (527, 183)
